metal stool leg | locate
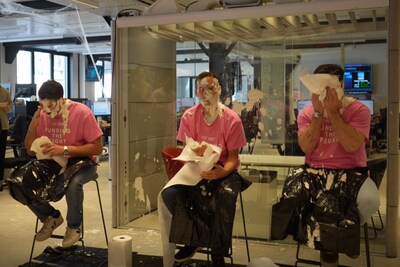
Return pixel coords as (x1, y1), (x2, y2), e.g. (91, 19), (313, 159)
(93, 178), (108, 245)
(239, 190), (250, 263)
(28, 174), (108, 265)
(364, 222), (371, 267)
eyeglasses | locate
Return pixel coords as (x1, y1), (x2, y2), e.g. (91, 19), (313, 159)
(197, 84), (215, 92)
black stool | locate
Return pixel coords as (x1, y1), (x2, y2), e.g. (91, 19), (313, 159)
(295, 222), (371, 267)
(176, 190), (250, 267)
(28, 174), (108, 265)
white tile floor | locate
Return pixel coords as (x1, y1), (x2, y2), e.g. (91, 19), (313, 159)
(1, 157), (400, 267)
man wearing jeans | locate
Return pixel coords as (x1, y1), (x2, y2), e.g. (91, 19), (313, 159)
(24, 80), (103, 247)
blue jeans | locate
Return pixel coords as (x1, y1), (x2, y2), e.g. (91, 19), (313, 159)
(28, 164), (97, 228)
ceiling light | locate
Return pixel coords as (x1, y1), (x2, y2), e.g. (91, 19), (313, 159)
(73, 0), (100, 9)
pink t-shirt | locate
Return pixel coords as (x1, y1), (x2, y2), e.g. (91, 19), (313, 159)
(177, 104), (246, 165)
(297, 100), (370, 169)
(37, 101), (103, 148)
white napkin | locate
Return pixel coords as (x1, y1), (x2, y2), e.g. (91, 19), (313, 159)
(30, 136), (68, 173)
(163, 136), (221, 189)
(299, 73), (343, 101)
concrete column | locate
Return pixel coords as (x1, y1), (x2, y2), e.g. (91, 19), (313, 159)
(386, 0), (400, 258)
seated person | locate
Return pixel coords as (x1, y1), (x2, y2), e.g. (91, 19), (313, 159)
(275, 64), (379, 267)
(23, 80), (103, 248)
(158, 72), (248, 267)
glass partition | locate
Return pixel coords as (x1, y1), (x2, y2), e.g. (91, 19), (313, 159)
(114, 4), (388, 255)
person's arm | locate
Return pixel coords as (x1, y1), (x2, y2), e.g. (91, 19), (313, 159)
(25, 107), (41, 156)
(298, 94), (324, 154)
(39, 136), (103, 157)
(324, 87), (365, 152)
(200, 149), (239, 180)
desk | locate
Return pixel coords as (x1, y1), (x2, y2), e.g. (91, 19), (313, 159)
(240, 154), (304, 169)
(240, 153), (386, 169)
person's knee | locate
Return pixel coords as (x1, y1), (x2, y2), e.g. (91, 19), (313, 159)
(161, 187), (179, 214)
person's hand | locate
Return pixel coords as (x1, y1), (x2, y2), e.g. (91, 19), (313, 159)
(40, 143), (63, 157)
(311, 93), (323, 114)
(191, 143), (208, 157)
(323, 86), (342, 114)
(200, 164), (226, 180)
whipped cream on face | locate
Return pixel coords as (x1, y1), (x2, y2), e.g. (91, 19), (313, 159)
(41, 99), (72, 134)
(198, 76), (222, 124)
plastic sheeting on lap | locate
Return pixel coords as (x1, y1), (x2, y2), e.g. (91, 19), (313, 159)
(271, 166), (367, 255)
(169, 171), (251, 256)
(6, 157), (97, 205)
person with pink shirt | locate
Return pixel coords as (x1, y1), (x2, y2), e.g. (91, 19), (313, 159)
(158, 72), (248, 267)
(275, 64), (379, 267)
(24, 80), (103, 248)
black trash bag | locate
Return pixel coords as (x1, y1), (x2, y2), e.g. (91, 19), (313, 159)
(271, 166), (366, 255)
(6, 157), (97, 206)
(169, 171), (251, 256)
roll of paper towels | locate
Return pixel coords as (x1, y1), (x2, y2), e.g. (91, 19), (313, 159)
(108, 235), (132, 267)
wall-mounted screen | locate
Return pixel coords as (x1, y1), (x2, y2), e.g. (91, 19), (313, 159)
(344, 64), (373, 94)
(15, 84), (37, 98)
(359, 99), (374, 115)
(86, 65), (104, 82)
(92, 101), (111, 116)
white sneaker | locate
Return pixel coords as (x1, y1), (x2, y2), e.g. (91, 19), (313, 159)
(62, 227), (81, 248)
(35, 215), (64, 242)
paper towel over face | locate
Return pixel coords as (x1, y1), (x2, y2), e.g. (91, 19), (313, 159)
(299, 73), (343, 102)
(30, 136), (68, 172)
(108, 235), (132, 267)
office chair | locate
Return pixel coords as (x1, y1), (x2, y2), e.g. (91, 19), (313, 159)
(161, 146), (251, 266)
(1, 115), (33, 191)
(7, 114), (32, 157)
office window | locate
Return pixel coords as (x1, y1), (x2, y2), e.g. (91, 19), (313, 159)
(94, 60), (112, 100)
(16, 50), (69, 97)
(34, 51), (51, 89)
(16, 51), (32, 84)
(54, 55), (68, 95)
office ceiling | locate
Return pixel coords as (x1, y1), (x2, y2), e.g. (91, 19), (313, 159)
(0, 0), (388, 58)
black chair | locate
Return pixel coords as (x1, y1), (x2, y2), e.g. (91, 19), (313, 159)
(7, 114), (32, 157)
(29, 173), (108, 266)
(1, 115), (33, 191)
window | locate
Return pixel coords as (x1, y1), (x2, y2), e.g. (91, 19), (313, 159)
(16, 51), (32, 84)
(94, 60), (112, 100)
(16, 50), (70, 98)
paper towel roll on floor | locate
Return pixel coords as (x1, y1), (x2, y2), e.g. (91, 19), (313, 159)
(108, 235), (132, 267)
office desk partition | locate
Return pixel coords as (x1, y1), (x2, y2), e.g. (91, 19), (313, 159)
(239, 154), (304, 169)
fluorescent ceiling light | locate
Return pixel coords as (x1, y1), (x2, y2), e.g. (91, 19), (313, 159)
(0, 35), (64, 43)
(73, 0), (100, 9)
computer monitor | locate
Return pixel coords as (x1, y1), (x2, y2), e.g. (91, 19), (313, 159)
(92, 101), (111, 116)
(297, 99), (311, 114)
(344, 64), (373, 94)
(359, 99), (374, 115)
(15, 84), (36, 98)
